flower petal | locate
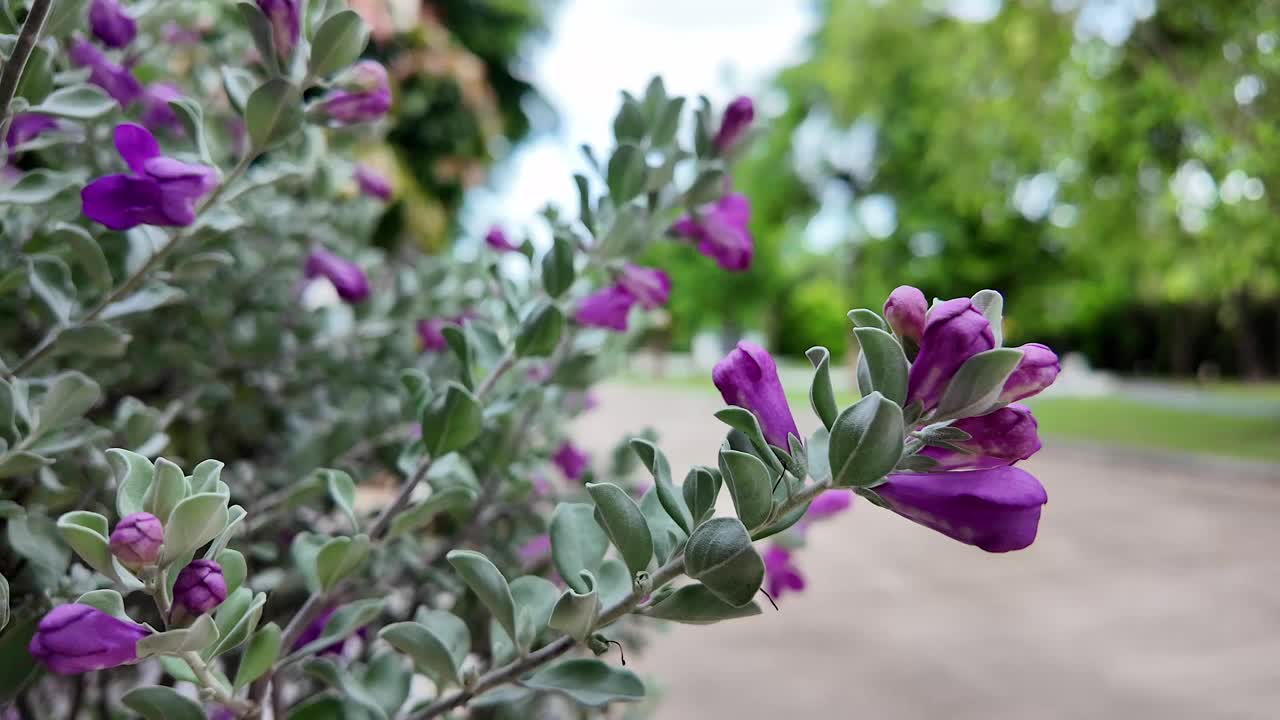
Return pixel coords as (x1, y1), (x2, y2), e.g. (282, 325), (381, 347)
(114, 123), (160, 174)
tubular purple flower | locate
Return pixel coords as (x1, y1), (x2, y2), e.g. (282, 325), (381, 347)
(806, 489), (853, 522)
(417, 318), (449, 352)
(485, 226), (519, 252)
(713, 341), (800, 449)
(81, 123), (217, 230)
(305, 249), (369, 303)
(617, 264), (671, 309)
(109, 512), (163, 568)
(68, 38), (141, 106)
(89, 0), (137, 48)
(905, 298), (995, 412)
(290, 607), (353, 656)
(998, 343), (1061, 404)
(552, 441), (589, 482)
(29, 604), (149, 674)
(256, 0), (300, 64)
(762, 545), (805, 600)
(713, 96), (754, 154)
(876, 466), (1047, 552)
(140, 83), (184, 134)
(670, 193), (754, 271)
(354, 164), (392, 201)
(920, 404), (1042, 470)
(883, 285), (928, 344)
(5, 114), (59, 148)
(174, 560), (228, 615)
(575, 285), (637, 332)
(319, 61), (392, 125)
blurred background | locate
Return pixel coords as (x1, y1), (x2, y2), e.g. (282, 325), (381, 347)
(364, 0), (1280, 717)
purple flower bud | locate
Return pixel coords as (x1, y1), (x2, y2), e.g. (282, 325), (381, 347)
(354, 164), (392, 201)
(417, 318), (448, 352)
(5, 113), (59, 149)
(290, 607), (367, 656)
(256, 0), (300, 64)
(920, 404), (1041, 470)
(617, 264), (671, 309)
(174, 559), (228, 615)
(140, 83), (184, 134)
(82, 124), (217, 231)
(304, 248), (369, 303)
(762, 545), (805, 600)
(806, 489), (853, 522)
(552, 441), (590, 482)
(109, 512), (163, 568)
(713, 96), (754, 154)
(518, 534), (551, 567)
(998, 343), (1061, 404)
(69, 38), (142, 106)
(319, 61), (392, 125)
(670, 193), (754, 271)
(713, 341), (800, 449)
(883, 285), (928, 344)
(876, 466), (1047, 552)
(89, 0), (137, 49)
(485, 226), (519, 253)
(29, 604), (149, 674)
(575, 285), (638, 332)
(905, 298), (995, 412)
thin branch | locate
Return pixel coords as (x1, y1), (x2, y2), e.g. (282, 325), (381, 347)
(0, 0), (54, 144)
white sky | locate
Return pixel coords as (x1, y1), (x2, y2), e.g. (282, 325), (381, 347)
(461, 0), (817, 245)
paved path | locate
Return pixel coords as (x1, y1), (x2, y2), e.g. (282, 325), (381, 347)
(573, 383), (1280, 720)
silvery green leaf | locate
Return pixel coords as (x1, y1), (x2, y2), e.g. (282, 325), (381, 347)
(108, 449), (154, 517)
(681, 465), (721, 526)
(301, 657), (388, 720)
(828, 391), (904, 488)
(805, 346), (839, 431)
(807, 426), (831, 482)
(972, 289), (1004, 346)
(586, 483), (653, 577)
(145, 458), (188, 525)
(895, 454), (941, 472)
(515, 301), (563, 358)
(639, 487), (686, 565)
(218, 548), (247, 596)
(934, 347), (1024, 421)
(550, 503), (610, 595)
(650, 96), (685, 148)
(629, 439), (691, 534)
(246, 79), (302, 150)
(548, 574), (599, 643)
(317, 468), (358, 531)
(419, 382), (482, 457)
(716, 449), (773, 531)
(510, 575), (560, 638)
(714, 406), (784, 474)
(29, 84), (115, 119)
(0, 573), (8, 630)
(189, 459), (225, 495)
(524, 658), (645, 708)
(0, 169), (78, 204)
(234, 623), (281, 689)
(606, 142), (646, 203)
(121, 686), (206, 720)
(446, 550), (516, 644)
(684, 168), (724, 206)
(854, 327), (908, 406)
(42, 0), (89, 39)
(75, 589), (127, 619)
(693, 95), (713, 156)
(683, 517), (763, 608)
(203, 505), (246, 561)
(7, 512), (68, 588)
(380, 612), (469, 688)
(137, 613), (220, 657)
(574, 174), (595, 232)
(315, 534), (371, 591)
(174, 251), (234, 281)
(441, 325), (474, 390)
(542, 234), (577, 298)
(55, 511), (117, 580)
(641, 583), (762, 625)
(28, 256), (75, 322)
(161, 492), (230, 564)
(35, 371), (100, 438)
(236, 1), (280, 75)
(54, 323), (131, 358)
(386, 486), (476, 540)
(167, 98), (213, 164)
(207, 589), (266, 658)
(848, 308), (890, 332)
(290, 598), (384, 659)
(919, 424), (972, 444)
(308, 10), (369, 78)
(0, 451), (53, 478)
(45, 222), (110, 291)
(612, 93), (646, 142)
(99, 283), (185, 320)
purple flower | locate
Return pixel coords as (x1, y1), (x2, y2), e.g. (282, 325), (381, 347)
(876, 466), (1047, 552)
(5, 113), (59, 148)
(806, 489), (853, 522)
(670, 193), (754, 271)
(173, 560), (228, 615)
(921, 403), (1042, 470)
(89, 0), (137, 48)
(998, 343), (1061, 404)
(417, 315), (470, 352)
(318, 61), (391, 125)
(531, 472), (553, 497)
(574, 265), (671, 332)
(485, 225), (519, 253)
(81, 123), (217, 231)
(140, 83), (184, 133)
(29, 604), (149, 674)
(291, 607), (366, 656)
(905, 298), (995, 412)
(354, 164), (392, 201)
(762, 545), (805, 600)
(713, 96), (754, 154)
(305, 248), (369, 303)
(713, 341), (800, 449)
(256, 0), (300, 64)
(518, 535), (552, 566)
(68, 38), (141, 106)
(109, 512), (163, 568)
(552, 441), (589, 482)
(883, 285), (928, 345)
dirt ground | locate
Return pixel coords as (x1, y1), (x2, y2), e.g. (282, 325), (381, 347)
(573, 383), (1280, 720)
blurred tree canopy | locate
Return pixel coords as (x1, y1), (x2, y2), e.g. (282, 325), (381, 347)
(663, 0), (1280, 377)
